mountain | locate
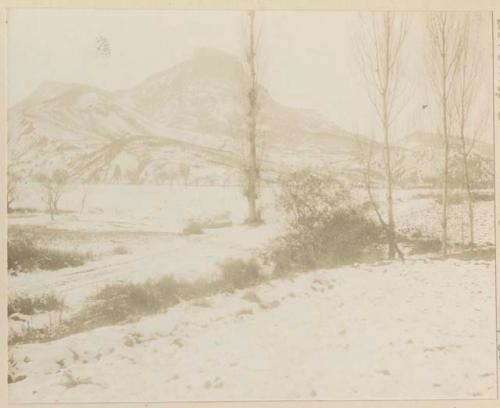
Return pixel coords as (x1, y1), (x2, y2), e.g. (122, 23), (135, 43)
(8, 48), (367, 184)
(8, 47), (493, 186)
(116, 48), (362, 154)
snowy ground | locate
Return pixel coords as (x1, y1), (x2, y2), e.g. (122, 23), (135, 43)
(7, 184), (497, 401)
(9, 224), (281, 312)
(9, 259), (497, 402)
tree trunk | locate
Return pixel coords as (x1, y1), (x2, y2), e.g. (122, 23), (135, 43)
(441, 138), (449, 257)
(245, 10), (260, 225)
(53, 196), (59, 215)
(440, 27), (449, 258)
(384, 133), (396, 259)
(80, 187), (88, 214)
(382, 17), (396, 260)
(461, 146), (474, 247)
(49, 201), (54, 221)
(382, 73), (396, 259)
(363, 167), (405, 261)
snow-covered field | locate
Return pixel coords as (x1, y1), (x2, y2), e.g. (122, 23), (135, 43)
(7, 184), (497, 401)
(10, 183), (495, 244)
(9, 259), (497, 401)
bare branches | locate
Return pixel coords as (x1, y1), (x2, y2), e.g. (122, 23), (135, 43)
(355, 11), (408, 260)
(355, 12), (409, 130)
(33, 169), (70, 220)
(451, 14), (487, 247)
(426, 11), (468, 256)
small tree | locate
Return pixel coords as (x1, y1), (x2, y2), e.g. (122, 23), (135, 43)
(34, 169), (69, 220)
(7, 168), (21, 213)
(7, 142), (34, 212)
(179, 163), (191, 186)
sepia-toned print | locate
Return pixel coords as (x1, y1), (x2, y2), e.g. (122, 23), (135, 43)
(6, 8), (497, 402)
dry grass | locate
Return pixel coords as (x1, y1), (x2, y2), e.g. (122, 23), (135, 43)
(8, 293), (66, 316)
(8, 234), (94, 273)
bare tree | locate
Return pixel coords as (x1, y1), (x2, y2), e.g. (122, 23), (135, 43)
(34, 169), (69, 220)
(7, 167), (21, 213)
(242, 10), (262, 225)
(80, 183), (91, 214)
(453, 15), (487, 248)
(355, 12), (409, 259)
(426, 12), (465, 256)
(179, 163), (191, 186)
(7, 141), (35, 212)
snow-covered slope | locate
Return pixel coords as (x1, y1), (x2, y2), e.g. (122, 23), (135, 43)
(8, 258), (496, 401)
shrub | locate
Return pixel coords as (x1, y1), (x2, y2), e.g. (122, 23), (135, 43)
(448, 247), (495, 261)
(267, 170), (381, 274)
(8, 292), (66, 316)
(8, 325), (58, 345)
(112, 245), (130, 255)
(409, 238), (442, 255)
(472, 191), (494, 202)
(412, 190), (494, 204)
(182, 219), (203, 235)
(8, 235), (39, 272)
(8, 234), (92, 273)
(38, 247), (92, 270)
(218, 257), (262, 290)
(74, 276), (180, 328)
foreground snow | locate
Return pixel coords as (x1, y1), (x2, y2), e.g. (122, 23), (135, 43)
(9, 258), (497, 402)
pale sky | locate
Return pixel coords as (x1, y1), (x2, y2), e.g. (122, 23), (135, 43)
(7, 9), (493, 139)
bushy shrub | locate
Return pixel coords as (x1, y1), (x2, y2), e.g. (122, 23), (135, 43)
(74, 276), (180, 328)
(112, 245), (130, 255)
(409, 238), (442, 254)
(8, 325), (61, 345)
(38, 248), (92, 270)
(8, 235), (39, 272)
(8, 234), (92, 273)
(472, 191), (494, 202)
(182, 219), (203, 235)
(8, 292), (66, 316)
(448, 247), (495, 261)
(413, 190), (494, 204)
(266, 170), (381, 274)
(218, 257), (262, 290)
